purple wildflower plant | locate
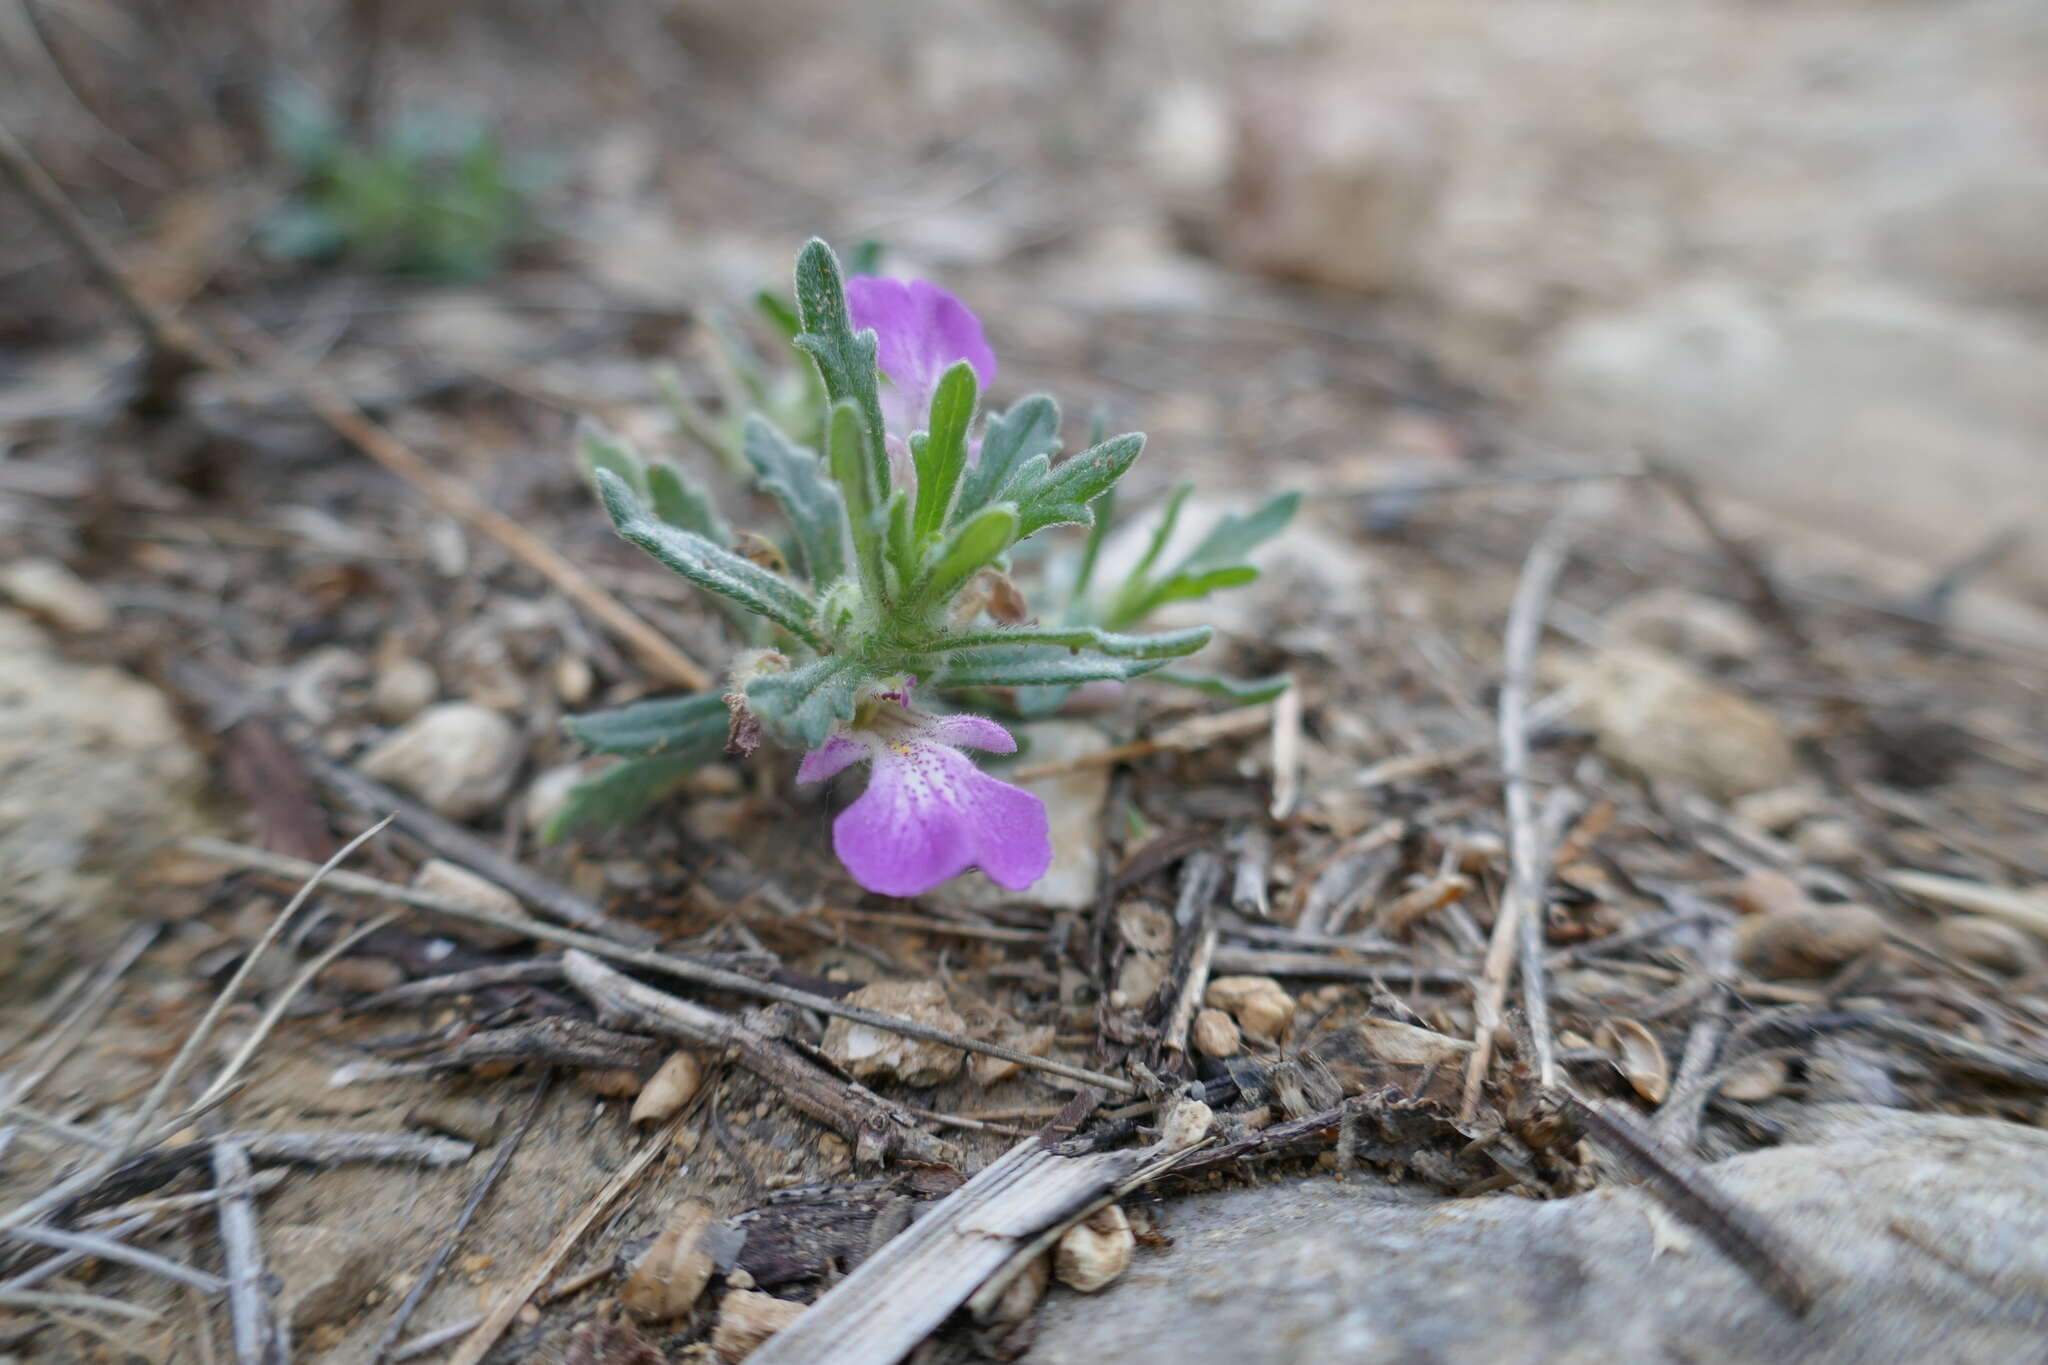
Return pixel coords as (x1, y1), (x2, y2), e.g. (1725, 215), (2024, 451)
(796, 685), (1049, 897)
(559, 238), (1291, 898)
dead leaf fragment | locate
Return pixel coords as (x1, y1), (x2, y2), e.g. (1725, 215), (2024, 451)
(630, 1051), (704, 1124)
(710, 1289), (806, 1360)
(1596, 1018), (1670, 1104)
(622, 1199), (718, 1320)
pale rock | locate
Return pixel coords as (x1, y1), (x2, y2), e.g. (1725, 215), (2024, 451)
(316, 956), (403, 995)
(1737, 901), (1887, 980)
(1574, 645), (1795, 800)
(553, 654), (594, 706)
(269, 1223), (381, 1331)
(968, 1022), (1055, 1087)
(622, 1199), (717, 1320)
(1192, 1008), (1243, 1058)
(1793, 819), (1862, 865)
(711, 1289), (806, 1361)
(1730, 786), (1827, 836)
(821, 981), (965, 1087)
(1205, 975), (1295, 1043)
(0, 557), (111, 632)
(0, 611), (208, 975)
(410, 858), (528, 950)
(1113, 951), (1169, 1010)
(359, 702), (521, 821)
(1935, 915), (2041, 977)
(1603, 587), (1763, 667)
(371, 655), (439, 724)
(631, 1051), (704, 1124)
(1032, 1108), (2048, 1364)
(1222, 81), (1444, 295)
(1054, 1205), (1134, 1293)
(523, 759), (612, 838)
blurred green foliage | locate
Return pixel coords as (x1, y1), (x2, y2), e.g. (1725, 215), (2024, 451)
(261, 90), (543, 281)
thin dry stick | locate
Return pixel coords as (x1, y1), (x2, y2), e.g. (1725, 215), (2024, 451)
(230, 323), (709, 690)
(1, 1212), (154, 1294)
(126, 818), (394, 1153)
(444, 1112), (685, 1365)
(1268, 678), (1303, 820)
(1462, 510), (1578, 1120)
(0, 118), (225, 395)
(184, 836), (1137, 1096)
(0, 822), (393, 1241)
(368, 1073), (554, 1364)
(0, 1288), (162, 1322)
(2, 1224), (226, 1295)
(212, 1138), (285, 1364)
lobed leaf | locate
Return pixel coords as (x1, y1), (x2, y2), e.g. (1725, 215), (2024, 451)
(1179, 491), (1301, 574)
(743, 416), (847, 587)
(1011, 432), (1144, 539)
(746, 653), (868, 750)
(956, 395), (1059, 523)
(562, 691), (728, 757)
(646, 463), (731, 544)
(542, 749), (718, 843)
(792, 239), (890, 500)
(596, 469), (822, 648)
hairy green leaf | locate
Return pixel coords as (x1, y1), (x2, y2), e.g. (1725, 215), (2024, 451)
(826, 399), (888, 603)
(578, 421), (648, 500)
(596, 469), (822, 648)
(913, 503), (1017, 610)
(913, 361), (978, 542)
(562, 691), (728, 757)
(646, 463), (731, 544)
(1180, 491), (1301, 573)
(1152, 670), (1293, 705)
(956, 396), (1059, 523)
(931, 647), (1175, 690)
(937, 623), (1211, 660)
(792, 239), (890, 500)
(743, 416), (847, 586)
(746, 653), (867, 749)
(1012, 433), (1144, 539)
(542, 749), (717, 843)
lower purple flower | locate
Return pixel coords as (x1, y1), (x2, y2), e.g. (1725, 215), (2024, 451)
(797, 707), (1051, 898)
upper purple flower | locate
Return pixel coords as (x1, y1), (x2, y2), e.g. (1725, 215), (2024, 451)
(797, 699), (1048, 898)
(845, 276), (997, 440)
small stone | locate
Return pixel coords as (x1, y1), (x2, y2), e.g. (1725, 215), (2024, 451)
(1716, 1054), (1791, 1103)
(682, 797), (754, 843)
(1732, 870), (1810, 920)
(1737, 901), (1887, 979)
(1936, 915), (2041, 976)
(1113, 951), (1170, 1009)
(968, 1023), (1055, 1087)
(1055, 1205), (1134, 1292)
(821, 981), (965, 1086)
(411, 858), (527, 950)
(371, 656), (439, 724)
(1793, 819), (1862, 864)
(358, 702), (521, 821)
(630, 1051), (704, 1124)
(1205, 976), (1295, 1042)
(553, 654), (595, 706)
(1575, 645), (1796, 800)
(0, 557), (111, 632)
(1603, 587), (1764, 667)
(1730, 786), (1828, 835)
(317, 956), (404, 995)
(268, 1223), (381, 1331)
(524, 759), (609, 838)
(406, 1098), (503, 1147)
(710, 1289), (806, 1360)
(622, 1199), (717, 1320)
(1192, 1008), (1243, 1058)
(579, 1067), (645, 1099)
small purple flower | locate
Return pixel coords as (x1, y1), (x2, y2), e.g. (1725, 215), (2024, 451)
(845, 276), (997, 444)
(797, 698), (1049, 898)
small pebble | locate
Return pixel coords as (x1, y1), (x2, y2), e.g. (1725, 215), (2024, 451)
(1055, 1205), (1135, 1292)
(1191, 1008), (1242, 1058)
(371, 655), (439, 724)
(1935, 915), (2041, 976)
(1737, 901), (1887, 979)
(1730, 786), (1827, 834)
(1205, 975), (1295, 1042)
(0, 557), (111, 632)
(711, 1289), (806, 1360)
(1794, 819), (1862, 864)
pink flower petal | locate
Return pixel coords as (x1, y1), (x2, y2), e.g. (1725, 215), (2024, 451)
(797, 734), (867, 784)
(830, 740), (1049, 897)
(845, 276), (997, 427)
(924, 712), (1017, 754)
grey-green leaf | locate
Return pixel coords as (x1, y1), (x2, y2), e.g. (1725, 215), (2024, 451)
(913, 360), (977, 542)
(596, 469), (822, 648)
(743, 416), (847, 586)
(579, 420), (649, 501)
(792, 239), (889, 499)
(746, 653), (868, 750)
(646, 463), (731, 544)
(542, 749), (717, 843)
(1180, 491), (1301, 574)
(932, 647), (1175, 690)
(938, 623), (1212, 660)
(1152, 670), (1293, 705)
(913, 503), (1017, 609)
(1013, 432), (1144, 539)
(956, 395), (1059, 522)
(562, 691), (728, 757)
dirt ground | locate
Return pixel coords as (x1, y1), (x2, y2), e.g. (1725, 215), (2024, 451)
(4, 4), (2048, 1363)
